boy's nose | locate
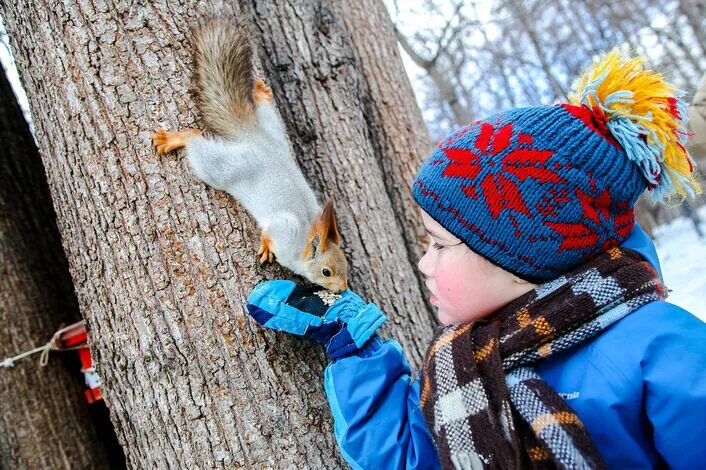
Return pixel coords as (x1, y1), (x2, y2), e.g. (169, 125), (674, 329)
(418, 251), (433, 278)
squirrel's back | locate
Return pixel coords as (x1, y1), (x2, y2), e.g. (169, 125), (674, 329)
(195, 20), (255, 136)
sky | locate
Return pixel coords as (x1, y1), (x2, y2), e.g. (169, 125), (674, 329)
(0, 17), (33, 130)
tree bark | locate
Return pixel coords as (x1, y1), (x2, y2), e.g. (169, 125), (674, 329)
(1, 0), (437, 467)
(328, 0), (436, 312)
(0, 66), (114, 468)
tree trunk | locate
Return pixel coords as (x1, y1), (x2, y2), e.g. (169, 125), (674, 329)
(327, 0), (435, 313)
(1, 0), (437, 467)
(0, 66), (115, 468)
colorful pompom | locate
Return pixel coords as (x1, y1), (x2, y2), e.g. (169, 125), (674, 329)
(570, 51), (701, 202)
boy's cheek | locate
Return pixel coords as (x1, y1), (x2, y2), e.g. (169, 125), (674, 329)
(436, 265), (471, 304)
(435, 264), (500, 322)
(434, 278), (473, 323)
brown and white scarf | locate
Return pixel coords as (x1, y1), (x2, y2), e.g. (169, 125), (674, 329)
(420, 247), (665, 469)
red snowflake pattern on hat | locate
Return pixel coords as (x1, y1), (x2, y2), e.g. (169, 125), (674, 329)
(441, 122), (563, 220)
(544, 187), (634, 253)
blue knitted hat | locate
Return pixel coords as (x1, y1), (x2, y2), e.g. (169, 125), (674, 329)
(413, 52), (700, 282)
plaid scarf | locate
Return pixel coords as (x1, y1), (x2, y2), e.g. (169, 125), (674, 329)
(420, 247), (665, 469)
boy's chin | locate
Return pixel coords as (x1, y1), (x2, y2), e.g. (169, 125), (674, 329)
(436, 309), (458, 326)
(437, 307), (481, 326)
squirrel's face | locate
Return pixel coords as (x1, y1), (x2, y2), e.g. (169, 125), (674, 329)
(307, 243), (348, 292)
(304, 198), (348, 292)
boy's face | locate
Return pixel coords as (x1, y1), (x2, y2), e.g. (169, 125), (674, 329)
(418, 210), (537, 325)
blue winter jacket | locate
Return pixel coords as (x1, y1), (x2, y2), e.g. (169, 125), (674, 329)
(323, 225), (706, 469)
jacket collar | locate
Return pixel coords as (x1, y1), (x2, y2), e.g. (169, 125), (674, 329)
(621, 223), (663, 281)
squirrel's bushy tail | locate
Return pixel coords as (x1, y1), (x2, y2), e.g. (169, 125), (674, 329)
(195, 19), (255, 136)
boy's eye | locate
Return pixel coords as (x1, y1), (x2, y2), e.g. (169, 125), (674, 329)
(432, 242), (445, 250)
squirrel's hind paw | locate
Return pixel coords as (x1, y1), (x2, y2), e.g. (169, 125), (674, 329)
(151, 128), (202, 155)
(253, 79), (274, 104)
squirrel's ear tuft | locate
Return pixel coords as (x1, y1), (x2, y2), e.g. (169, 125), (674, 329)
(319, 198), (340, 251)
(305, 198), (340, 259)
(305, 233), (321, 260)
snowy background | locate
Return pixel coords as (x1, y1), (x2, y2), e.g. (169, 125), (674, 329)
(654, 207), (706, 321)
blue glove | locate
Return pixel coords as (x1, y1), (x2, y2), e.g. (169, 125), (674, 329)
(246, 280), (386, 360)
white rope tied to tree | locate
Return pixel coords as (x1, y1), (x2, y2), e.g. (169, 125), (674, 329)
(1, 321), (87, 368)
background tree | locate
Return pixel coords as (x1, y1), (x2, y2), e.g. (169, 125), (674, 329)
(0, 66), (120, 468)
(1, 0), (437, 467)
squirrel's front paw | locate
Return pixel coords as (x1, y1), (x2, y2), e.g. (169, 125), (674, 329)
(253, 79), (274, 104)
(151, 128), (202, 155)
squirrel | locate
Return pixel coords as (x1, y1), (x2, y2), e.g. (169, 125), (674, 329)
(151, 19), (348, 292)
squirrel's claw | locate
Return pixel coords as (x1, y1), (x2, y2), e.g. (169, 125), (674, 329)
(257, 246), (275, 265)
(151, 128), (173, 155)
(258, 232), (276, 265)
(151, 128), (202, 155)
(258, 251), (275, 265)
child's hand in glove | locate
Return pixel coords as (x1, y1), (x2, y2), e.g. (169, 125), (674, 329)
(246, 280), (386, 360)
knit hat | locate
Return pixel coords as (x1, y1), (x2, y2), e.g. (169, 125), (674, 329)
(413, 52), (701, 282)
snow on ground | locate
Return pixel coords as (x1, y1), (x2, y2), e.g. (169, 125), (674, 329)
(653, 204), (706, 322)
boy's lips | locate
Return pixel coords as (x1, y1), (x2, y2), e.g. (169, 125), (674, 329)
(426, 283), (438, 304)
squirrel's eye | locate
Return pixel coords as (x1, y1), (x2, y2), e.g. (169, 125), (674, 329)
(322, 268), (332, 277)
